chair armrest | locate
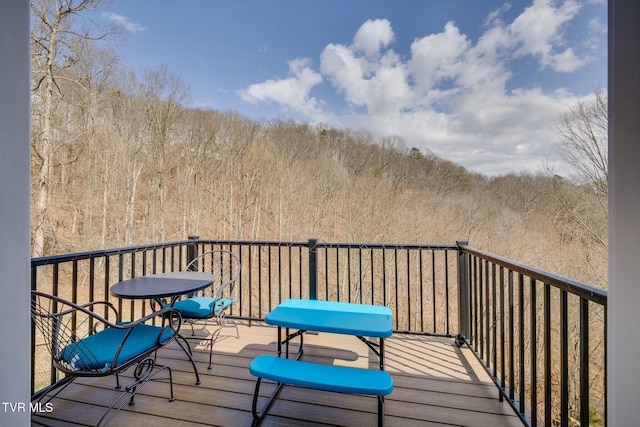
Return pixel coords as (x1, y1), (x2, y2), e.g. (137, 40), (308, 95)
(112, 307), (182, 346)
(116, 307), (182, 332)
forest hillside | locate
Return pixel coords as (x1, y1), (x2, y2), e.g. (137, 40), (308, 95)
(29, 0), (607, 288)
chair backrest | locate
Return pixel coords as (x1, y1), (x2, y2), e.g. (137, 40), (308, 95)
(31, 290), (119, 375)
(185, 250), (241, 299)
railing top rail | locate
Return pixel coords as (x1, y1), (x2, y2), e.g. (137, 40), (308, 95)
(195, 239), (309, 248)
(195, 239), (459, 251)
(460, 244), (607, 305)
(313, 241), (459, 251)
(31, 239), (461, 268)
(30, 240), (192, 267)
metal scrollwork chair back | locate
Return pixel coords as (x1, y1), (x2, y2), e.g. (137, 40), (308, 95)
(171, 249), (241, 369)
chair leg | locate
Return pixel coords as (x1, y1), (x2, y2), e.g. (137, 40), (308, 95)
(97, 357), (175, 426)
(205, 321), (240, 369)
(231, 319), (239, 338)
(174, 334), (201, 385)
(207, 326), (224, 369)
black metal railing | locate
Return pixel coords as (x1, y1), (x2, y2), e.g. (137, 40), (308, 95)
(30, 237), (607, 427)
(458, 244), (607, 427)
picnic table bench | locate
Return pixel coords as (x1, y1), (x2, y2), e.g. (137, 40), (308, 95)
(250, 355), (393, 426)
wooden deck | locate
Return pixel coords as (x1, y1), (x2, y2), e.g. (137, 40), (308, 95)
(32, 322), (523, 426)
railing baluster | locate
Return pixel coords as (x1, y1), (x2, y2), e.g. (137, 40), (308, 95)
(445, 250), (450, 335)
(544, 284), (552, 427)
(267, 246), (272, 309)
(358, 247), (363, 304)
(530, 278), (537, 427)
(298, 246), (303, 299)
(51, 263), (60, 386)
(104, 256), (110, 315)
(287, 245), (292, 300)
(71, 260), (78, 332)
(419, 249), (424, 331)
(561, 290), (569, 427)
(499, 266), (505, 396)
(580, 297), (589, 426)
(277, 245), (282, 304)
(382, 248), (387, 310)
(394, 248), (399, 330)
(117, 253), (124, 316)
(473, 256), (479, 351)
(336, 247), (340, 301)
(141, 251), (148, 321)
(480, 259), (485, 361)
(406, 248), (411, 331)
(89, 257), (95, 333)
(347, 247), (352, 302)
(431, 250), (436, 333)
(129, 252), (136, 321)
(325, 246), (330, 299)
(258, 245), (263, 317)
(248, 246), (253, 319)
(509, 269), (515, 402)
(492, 262), (497, 382)
(519, 273), (525, 415)
(370, 248), (375, 305)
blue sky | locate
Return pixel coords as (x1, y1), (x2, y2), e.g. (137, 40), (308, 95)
(103, 0), (607, 177)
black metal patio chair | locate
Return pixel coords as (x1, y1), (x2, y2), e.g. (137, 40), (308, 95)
(31, 290), (181, 426)
(171, 249), (241, 369)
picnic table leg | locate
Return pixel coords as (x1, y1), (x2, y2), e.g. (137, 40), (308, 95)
(277, 327), (282, 357)
(279, 327), (306, 360)
(378, 396), (385, 427)
(251, 377), (284, 427)
(285, 327), (289, 358)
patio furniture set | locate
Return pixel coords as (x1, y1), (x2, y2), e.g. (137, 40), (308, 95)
(31, 250), (394, 426)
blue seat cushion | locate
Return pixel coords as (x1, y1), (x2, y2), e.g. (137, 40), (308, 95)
(60, 323), (174, 372)
(172, 297), (234, 319)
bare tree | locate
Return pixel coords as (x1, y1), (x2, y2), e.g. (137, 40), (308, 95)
(551, 89), (608, 285)
(30, 0), (118, 256)
(140, 66), (190, 242)
(555, 88), (608, 196)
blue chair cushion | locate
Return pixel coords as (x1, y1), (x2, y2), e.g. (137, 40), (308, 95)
(60, 323), (174, 372)
(172, 297), (234, 319)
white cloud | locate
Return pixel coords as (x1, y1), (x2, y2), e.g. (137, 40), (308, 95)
(320, 39), (411, 115)
(352, 19), (395, 57)
(237, 58), (323, 118)
(103, 12), (145, 33)
(508, 0), (587, 72)
(239, 1), (602, 176)
(408, 21), (471, 93)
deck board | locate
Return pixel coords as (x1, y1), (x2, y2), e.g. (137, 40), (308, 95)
(32, 321), (522, 426)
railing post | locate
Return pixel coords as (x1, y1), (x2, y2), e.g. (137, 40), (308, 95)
(308, 238), (318, 300)
(456, 240), (470, 346)
(187, 235), (199, 271)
